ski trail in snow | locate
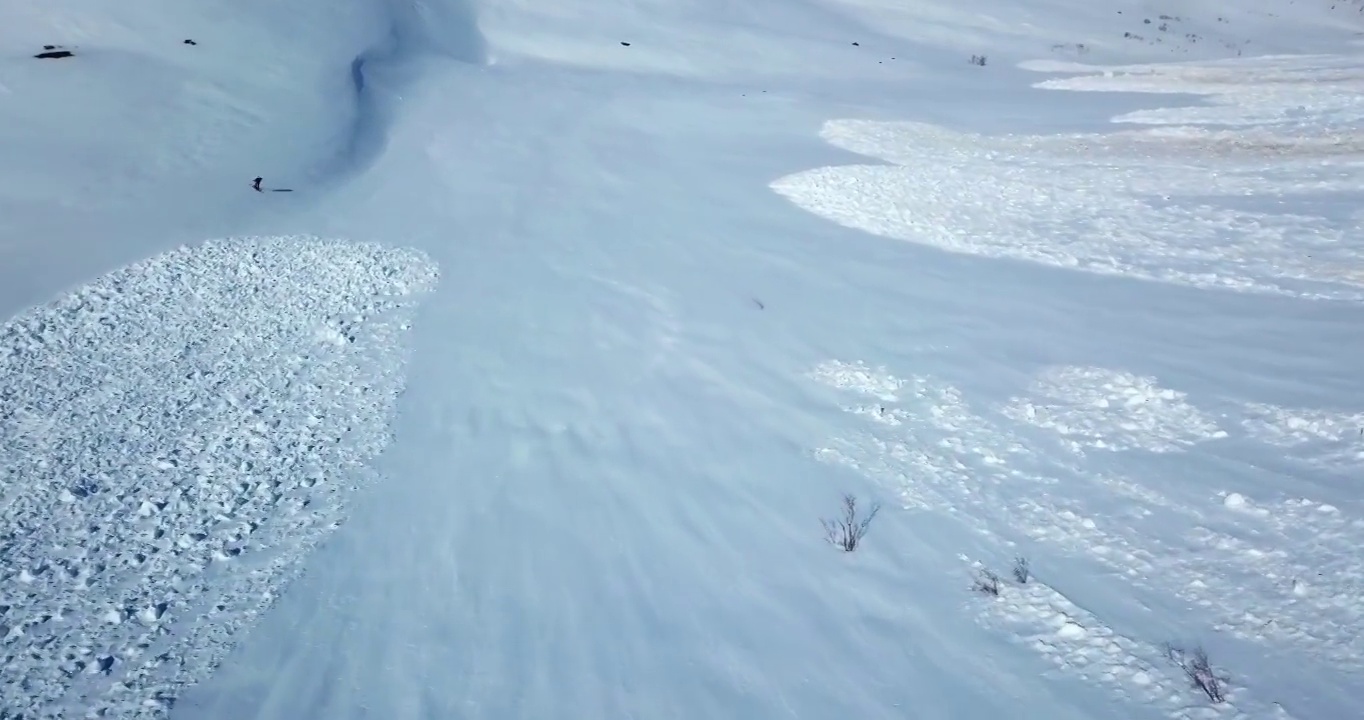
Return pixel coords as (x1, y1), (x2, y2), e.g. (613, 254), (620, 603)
(809, 359), (1364, 678)
(0, 236), (438, 718)
(966, 557), (1298, 720)
(772, 54), (1364, 300)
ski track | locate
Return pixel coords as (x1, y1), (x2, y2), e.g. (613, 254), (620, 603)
(771, 51), (1364, 301)
(0, 236), (438, 718)
(808, 359), (1364, 702)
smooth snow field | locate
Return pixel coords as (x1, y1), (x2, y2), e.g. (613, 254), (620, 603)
(2, 0), (1363, 718)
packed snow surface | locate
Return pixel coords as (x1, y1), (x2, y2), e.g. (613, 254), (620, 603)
(2, 0), (1364, 718)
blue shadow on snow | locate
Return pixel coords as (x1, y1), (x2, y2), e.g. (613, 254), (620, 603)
(320, 0), (486, 185)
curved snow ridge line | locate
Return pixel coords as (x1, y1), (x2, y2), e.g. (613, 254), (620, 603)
(967, 557), (1297, 720)
(1020, 54), (1364, 129)
(0, 235), (438, 718)
(771, 119), (1364, 301)
(1003, 366), (1228, 455)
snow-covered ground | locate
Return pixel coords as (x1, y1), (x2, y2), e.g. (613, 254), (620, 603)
(2, 0), (1363, 718)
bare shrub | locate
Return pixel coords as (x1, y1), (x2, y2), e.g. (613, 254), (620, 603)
(822, 494), (880, 552)
(969, 54), (987, 66)
(1012, 556), (1030, 584)
(1163, 643), (1229, 703)
(973, 569), (1001, 596)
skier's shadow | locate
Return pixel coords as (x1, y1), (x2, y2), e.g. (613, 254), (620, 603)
(251, 177), (294, 193)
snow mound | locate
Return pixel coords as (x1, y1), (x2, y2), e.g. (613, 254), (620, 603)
(807, 360), (906, 401)
(1004, 366), (1227, 454)
(1239, 402), (1364, 469)
(0, 235), (438, 717)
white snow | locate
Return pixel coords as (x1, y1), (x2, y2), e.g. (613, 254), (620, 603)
(970, 558), (1297, 720)
(3, 0), (1364, 718)
(0, 236), (437, 716)
(1004, 366), (1228, 454)
(815, 357), (1364, 673)
(1022, 53), (1364, 129)
(771, 112), (1364, 300)
(1240, 402), (1364, 468)
(808, 359), (907, 401)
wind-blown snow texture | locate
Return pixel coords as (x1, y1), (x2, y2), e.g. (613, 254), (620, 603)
(3, 0), (1364, 719)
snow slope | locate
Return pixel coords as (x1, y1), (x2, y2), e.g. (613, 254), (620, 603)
(1, 0), (1363, 718)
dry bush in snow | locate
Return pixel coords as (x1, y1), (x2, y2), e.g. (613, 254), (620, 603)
(822, 493), (880, 552)
(1163, 643), (1229, 703)
(973, 568), (1001, 596)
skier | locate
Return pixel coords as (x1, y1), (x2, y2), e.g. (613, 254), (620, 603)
(251, 177), (263, 192)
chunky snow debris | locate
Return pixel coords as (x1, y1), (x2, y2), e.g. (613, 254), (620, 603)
(1004, 365), (1227, 454)
(0, 235), (437, 717)
(773, 54), (1364, 301)
(812, 357), (1364, 679)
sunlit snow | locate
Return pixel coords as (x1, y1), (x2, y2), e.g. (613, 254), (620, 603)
(2, 0), (1363, 718)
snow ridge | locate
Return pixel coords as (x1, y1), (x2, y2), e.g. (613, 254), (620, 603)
(0, 235), (437, 717)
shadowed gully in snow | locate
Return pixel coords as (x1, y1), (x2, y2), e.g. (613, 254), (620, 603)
(322, 0), (487, 184)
